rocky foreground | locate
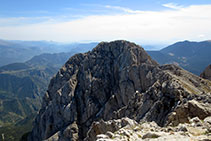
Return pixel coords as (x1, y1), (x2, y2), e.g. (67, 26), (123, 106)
(29, 40), (211, 141)
(88, 116), (211, 141)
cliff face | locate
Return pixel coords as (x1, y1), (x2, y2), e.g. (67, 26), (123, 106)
(29, 40), (211, 141)
(200, 64), (211, 80)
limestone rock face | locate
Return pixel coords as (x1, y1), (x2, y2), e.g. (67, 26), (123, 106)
(200, 64), (211, 80)
(29, 40), (211, 141)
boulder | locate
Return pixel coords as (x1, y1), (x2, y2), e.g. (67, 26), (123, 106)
(200, 64), (211, 80)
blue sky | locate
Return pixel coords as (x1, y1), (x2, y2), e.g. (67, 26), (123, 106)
(0, 0), (211, 44)
(1, 0), (210, 17)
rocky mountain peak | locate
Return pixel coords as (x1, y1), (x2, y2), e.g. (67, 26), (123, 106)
(29, 40), (211, 141)
(91, 40), (158, 67)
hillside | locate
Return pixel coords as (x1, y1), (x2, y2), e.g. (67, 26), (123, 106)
(0, 53), (71, 140)
(0, 68), (54, 140)
(0, 63), (56, 138)
(147, 40), (211, 75)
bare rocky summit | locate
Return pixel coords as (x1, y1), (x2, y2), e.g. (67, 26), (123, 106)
(200, 64), (211, 80)
(29, 40), (211, 141)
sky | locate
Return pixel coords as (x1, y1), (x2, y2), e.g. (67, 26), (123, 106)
(0, 0), (211, 45)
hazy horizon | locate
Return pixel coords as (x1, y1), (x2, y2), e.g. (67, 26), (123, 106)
(1, 38), (211, 51)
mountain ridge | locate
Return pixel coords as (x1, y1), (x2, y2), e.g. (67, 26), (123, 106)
(29, 40), (211, 140)
(148, 40), (211, 75)
(0, 39), (97, 67)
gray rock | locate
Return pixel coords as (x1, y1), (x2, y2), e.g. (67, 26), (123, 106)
(204, 116), (211, 125)
(96, 134), (109, 139)
(176, 124), (188, 132)
(200, 64), (211, 80)
(85, 117), (137, 141)
(190, 117), (201, 124)
(142, 132), (161, 139)
(105, 131), (114, 138)
(167, 100), (211, 126)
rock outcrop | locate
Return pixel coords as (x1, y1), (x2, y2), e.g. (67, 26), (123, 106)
(91, 116), (211, 141)
(200, 64), (211, 80)
(29, 40), (211, 141)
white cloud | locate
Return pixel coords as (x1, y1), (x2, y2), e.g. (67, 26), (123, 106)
(162, 3), (183, 10)
(0, 4), (211, 44)
(0, 16), (55, 26)
(198, 34), (205, 38)
(105, 5), (143, 14)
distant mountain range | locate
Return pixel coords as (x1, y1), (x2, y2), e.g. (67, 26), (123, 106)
(0, 39), (97, 67)
(147, 40), (211, 75)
